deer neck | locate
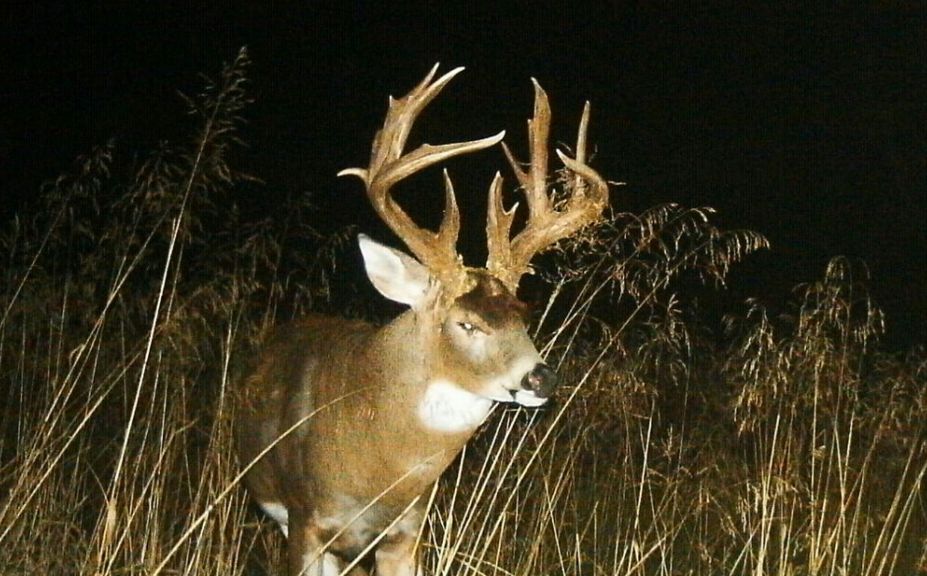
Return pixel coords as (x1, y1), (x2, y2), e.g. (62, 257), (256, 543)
(358, 310), (493, 474)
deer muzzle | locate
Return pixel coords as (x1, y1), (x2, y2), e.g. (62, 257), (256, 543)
(521, 363), (558, 398)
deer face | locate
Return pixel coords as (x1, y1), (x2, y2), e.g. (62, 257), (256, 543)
(359, 235), (556, 432)
(438, 271), (556, 406)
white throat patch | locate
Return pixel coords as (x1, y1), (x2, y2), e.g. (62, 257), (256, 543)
(418, 379), (493, 433)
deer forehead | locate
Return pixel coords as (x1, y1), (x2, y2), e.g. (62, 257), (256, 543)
(455, 273), (527, 320)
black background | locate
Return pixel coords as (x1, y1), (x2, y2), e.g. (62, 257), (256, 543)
(3, 3), (924, 349)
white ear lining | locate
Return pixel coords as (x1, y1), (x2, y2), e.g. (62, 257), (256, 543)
(358, 234), (433, 308)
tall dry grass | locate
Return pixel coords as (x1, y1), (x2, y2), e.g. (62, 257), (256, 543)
(0, 51), (923, 575)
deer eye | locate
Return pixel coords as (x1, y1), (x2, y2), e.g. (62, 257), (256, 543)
(457, 321), (482, 335)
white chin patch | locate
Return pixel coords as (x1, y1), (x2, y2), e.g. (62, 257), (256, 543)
(513, 390), (548, 407)
(419, 379), (493, 433)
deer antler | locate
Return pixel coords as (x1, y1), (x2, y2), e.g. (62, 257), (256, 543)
(486, 80), (609, 290)
(339, 65), (505, 287)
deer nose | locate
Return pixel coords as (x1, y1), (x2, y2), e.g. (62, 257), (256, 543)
(521, 364), (557, 398)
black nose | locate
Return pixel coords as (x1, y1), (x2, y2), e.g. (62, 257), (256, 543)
(521, 364), (558, 398)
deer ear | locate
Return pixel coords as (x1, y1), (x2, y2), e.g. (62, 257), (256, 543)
(358, 234), (433, 308)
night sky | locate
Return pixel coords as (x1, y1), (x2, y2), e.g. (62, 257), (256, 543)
(3, 3), (924, 349)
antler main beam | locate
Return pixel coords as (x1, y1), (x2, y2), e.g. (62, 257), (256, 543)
(339, 65), (505, 277)
(486, 81), (609, 289)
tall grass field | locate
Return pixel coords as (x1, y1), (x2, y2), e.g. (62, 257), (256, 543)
(1, 50), (923, 575)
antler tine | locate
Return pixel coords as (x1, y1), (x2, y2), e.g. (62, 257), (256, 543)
(487, 82), (609, 289)
(486, 171), (515, 276)
(339, 64), (505, 277)
(501, 79), (552, 221)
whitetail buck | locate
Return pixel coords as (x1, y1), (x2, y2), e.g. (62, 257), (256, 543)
(237, 65), (608, 576)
